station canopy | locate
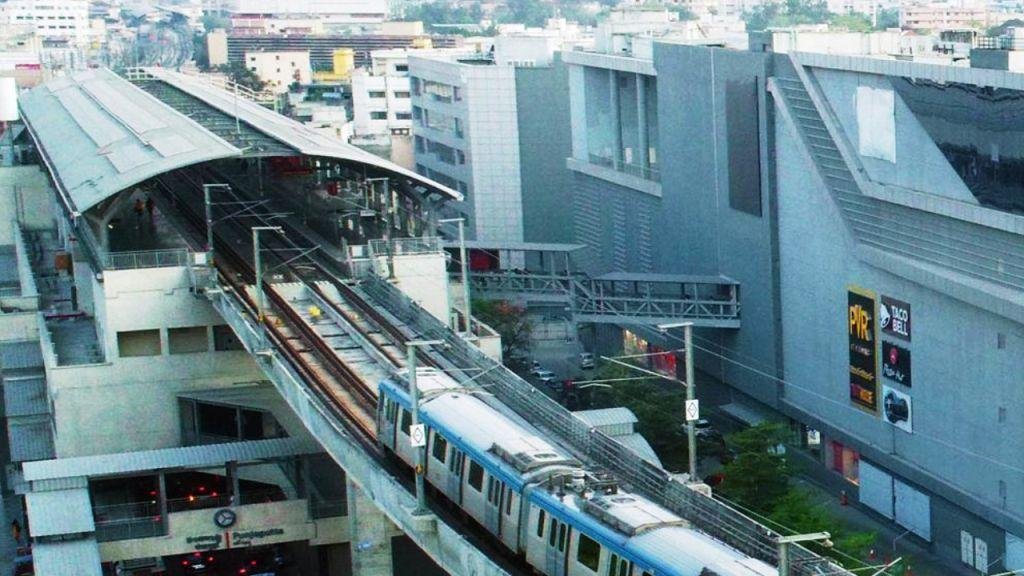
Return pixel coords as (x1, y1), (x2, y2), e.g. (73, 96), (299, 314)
(19, 68), (460, 217)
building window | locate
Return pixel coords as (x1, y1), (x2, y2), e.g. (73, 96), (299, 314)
(726, 78), (763, 216)
(168, 326), (209, 354)
(393, 91), (410, 99)
(396, 112), (412, 120)
(411, 77), (421, 96)
(454, 117), (464, 138)
(213, 325), (244, 351)
(456, 149), (466, 165)
(453, 86), (462, 101)
(369, 90), (386, 99)
(395, 64), (408, 72)
(117, 329), (161, 357)
(370, 111), (388, 120)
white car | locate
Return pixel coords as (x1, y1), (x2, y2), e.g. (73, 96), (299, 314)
(579, 352), (595, 369)
(531, 369), (556, 384)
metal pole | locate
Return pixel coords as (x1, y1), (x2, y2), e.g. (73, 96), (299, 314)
(407, 343), (428, 515)
(777, 541), (790, 576)
(458, 219), (471, 333)
(203, 184), (215, 255)
(381, 178), (394, 279)
(254, 227), (265, 323)
(685, 323), (697, 481)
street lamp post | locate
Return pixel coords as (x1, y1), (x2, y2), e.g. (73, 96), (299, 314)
(775, 532), (831, 576)
(252, 225), (284, 347)
(439, 218), (471, 335)
(658, 321), (697, 482)
(406, 339), (444, 515)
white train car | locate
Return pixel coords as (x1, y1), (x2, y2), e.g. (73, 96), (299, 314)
(377, 370), (777, 576)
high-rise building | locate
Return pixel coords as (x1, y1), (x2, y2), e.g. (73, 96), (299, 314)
(0, 0), (90, 47)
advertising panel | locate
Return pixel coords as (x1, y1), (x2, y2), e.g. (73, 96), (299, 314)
(882, 385), (913, 433)
(882, 341), (912, 387)
(880, 296), (912, 341)
(848, 288), (878, 412)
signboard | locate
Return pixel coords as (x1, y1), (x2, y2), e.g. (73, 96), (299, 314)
(685, 400), (700, 422)
(880, 296), (912, 341)
(410, 423), (426, 447)
(848, 289), (878, 412)
(883, 385), (912, 433)
(882, 341), (912, 387)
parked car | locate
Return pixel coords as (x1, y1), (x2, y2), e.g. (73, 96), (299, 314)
(579, 352), (595, 369)
(178, 552), (215, 574)
(531, 369), (556, 386)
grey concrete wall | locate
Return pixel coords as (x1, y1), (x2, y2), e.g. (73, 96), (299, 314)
(516, 57), (574, 244)
(652, 43), (781, 406)
(773, 68), (1024, 563)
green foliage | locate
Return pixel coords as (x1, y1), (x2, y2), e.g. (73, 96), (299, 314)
(201, 13), (230, 32)
(988, 18), (1024, 36)
(875, 7), (900, 29)
(403, 1), (483, 27)
(215, 62), (266, 92)
(717, 423), (791, 511)
(193, 33), (209, 69)
(587, 362), (689, 471)
(829, 12), (872, 32)
(472, 300), (532, 371)
(769, 489), (878, 566)
(743, 0), (830, 31)
(495, 0), (556, 27)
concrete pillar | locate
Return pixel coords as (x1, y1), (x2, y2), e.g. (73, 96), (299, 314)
(609, 69), (622, 166)
(636, 73), (649, 170)
(346, 479), (394, 576)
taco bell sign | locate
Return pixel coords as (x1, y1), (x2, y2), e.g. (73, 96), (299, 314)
(880, 296), (911, 341)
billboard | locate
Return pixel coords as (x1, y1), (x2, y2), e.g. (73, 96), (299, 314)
(848, 288), (878, 412)
(882, 341), (912, 387)
(880, 296), (912, 341)
(882, 385), (913, 433)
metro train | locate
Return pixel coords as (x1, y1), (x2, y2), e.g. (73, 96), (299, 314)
(377, 370), (776, 576)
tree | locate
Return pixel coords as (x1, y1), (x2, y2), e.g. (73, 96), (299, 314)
(216, 62), (266, 92)
(770, 489), (878, 564)
(472, 299), (532, 371)
(743, 0), (830, 31)
(586, 362), (689, 471)
(717, 422), (791, 511)
(402, 1), (482, 27)
(202, 13), (230, 32)
(875, 7), (899, 30)
(988, 18), (1024, 36)
(495, 0), (555, 27)
(830, 12), (872, 32)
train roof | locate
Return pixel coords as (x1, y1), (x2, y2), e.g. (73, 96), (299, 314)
(380, 375), (577, 489)
(533, 487), (776, 576)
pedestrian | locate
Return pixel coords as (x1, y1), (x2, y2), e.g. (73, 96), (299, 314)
(133, 197), (144, 220)
(11, 518), (21, 545)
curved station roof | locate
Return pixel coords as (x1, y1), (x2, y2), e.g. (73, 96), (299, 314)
(19, 67), (460, 216)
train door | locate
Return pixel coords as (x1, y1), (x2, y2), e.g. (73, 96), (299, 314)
(379, 397), (398, 450)
(483, 476), (503, 536)
(447, 448), (465, 503)
(500, 487), (519, 551)
(544, 517), (569, 576)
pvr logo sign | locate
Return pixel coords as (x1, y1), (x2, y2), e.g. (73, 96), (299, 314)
(849, 303), (873, 342)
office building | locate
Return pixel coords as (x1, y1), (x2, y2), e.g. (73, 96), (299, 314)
(531, 26), (1024, 573)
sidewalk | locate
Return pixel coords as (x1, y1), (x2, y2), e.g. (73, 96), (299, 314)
(787, 450), (974, 576)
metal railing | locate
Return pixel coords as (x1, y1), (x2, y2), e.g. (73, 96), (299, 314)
(103, 249), (190, 271)
(93, 501), (165, 543)
(166, 489), (283, 513)
(588, 153), (662, 182)
(368, 237), (441, 258)
(359, 275), (849, 576)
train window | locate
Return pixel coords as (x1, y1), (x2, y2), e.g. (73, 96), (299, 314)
(487, 477), (495, 502)
(468, 461), (484, 491)
(536, 510), (546, 538)
(505, 489), (513, 515)
(432, 434), (448, 463)
(577, 534), (600, 571)
(449, 449), (464, 474)
(549, 519), (558, 547)
(609, 554), (631, 576)
(400, 410), (411, 435)
(558, 523), (567, 551)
